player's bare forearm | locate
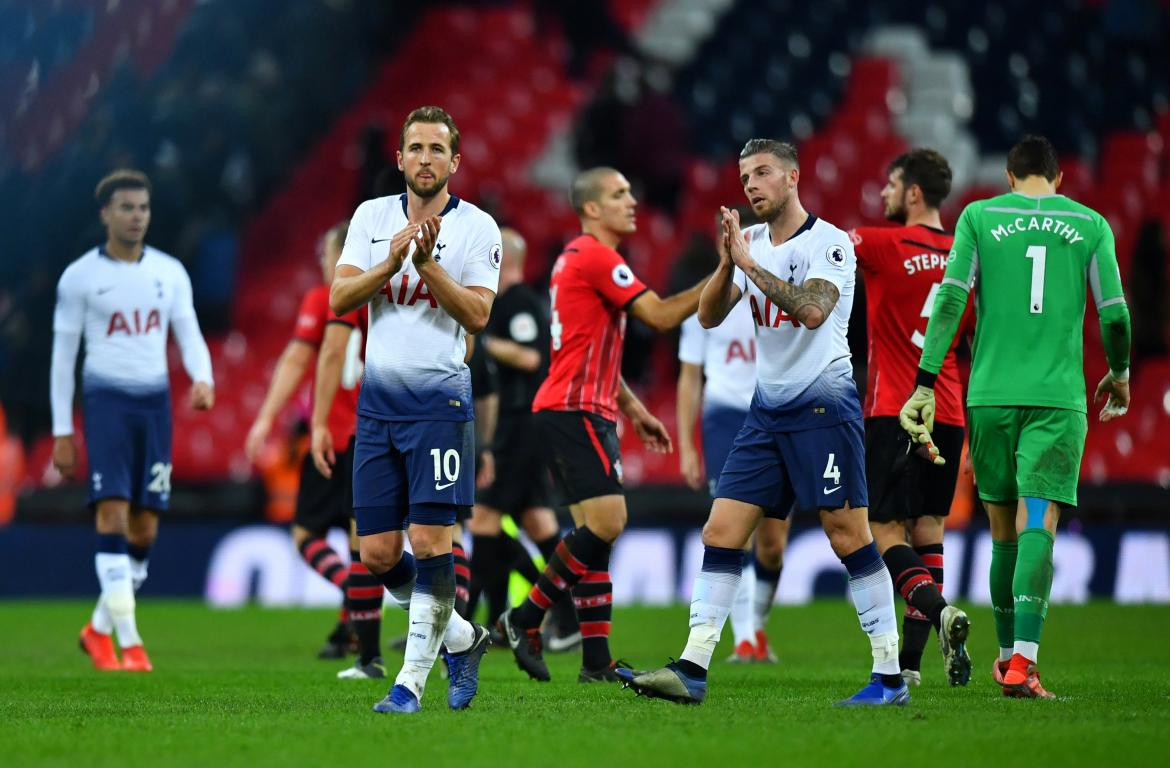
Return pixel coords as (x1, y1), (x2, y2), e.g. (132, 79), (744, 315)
(698, 262), (739, 328)
(474, 393), (499, 447)
(484, 336), (540, 372)
(415, 260), (494, 333)
(631, 279), (707, 333)
(311, 325), (349, 429)
(257, 340), (313, 424)
(744, 264), (839, 330)
(676, 363), (703, 452)
(617, 378), (645, 417)
(916, 283), (969, 382)
(331, 263), (391, 316)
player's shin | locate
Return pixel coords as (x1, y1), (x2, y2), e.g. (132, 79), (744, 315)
(375, 551), (417, 610)
(679, 546), (743, 678)
(572, 569), (613, 670)
(728, 552), (755, 647)
(95, 533), (141, 648)
(990, 540), (1019, 662)
(1012, 516), (1054, 665)
(882, 544), (946, 627)
(452, 541), (471, 618)
(346, 553), (384, 665)
(396, 553), (456, 699)
(842, 543), (900, 680)
(511, 526), (608, 629)
(752, 554), (781, 632)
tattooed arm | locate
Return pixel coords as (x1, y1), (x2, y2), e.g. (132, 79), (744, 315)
(743, 267), (839, 329)
(720, 208), (840, 329)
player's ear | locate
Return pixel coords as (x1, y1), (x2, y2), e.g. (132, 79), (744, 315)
(1053, 171), (1063, 190)
(582, 200), (601, 221)
(449, 152), (460, 175)
(396, 150), (404, 171)
(1005, 169), (1016, 190)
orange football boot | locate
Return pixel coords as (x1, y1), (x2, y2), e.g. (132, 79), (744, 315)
(753, 630), (778, 663)
(79, 622), (119, 670)
(121, 645), (153, 672)
(1002, 653), (1054, 699)
(727, 639), (755, 663)
(992, 658), (1010, 686)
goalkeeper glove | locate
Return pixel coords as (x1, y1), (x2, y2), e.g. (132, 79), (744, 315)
(899, 385), (944, 466)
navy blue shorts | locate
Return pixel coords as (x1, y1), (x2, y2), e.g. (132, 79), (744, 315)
(715, 418), (868, 516)
(82, 388), (172, 511)
(352, 415), (475, 535)
(701, 405), (749, 497)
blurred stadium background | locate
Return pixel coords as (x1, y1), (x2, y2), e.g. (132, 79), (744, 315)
(1, 0), (1168, 606)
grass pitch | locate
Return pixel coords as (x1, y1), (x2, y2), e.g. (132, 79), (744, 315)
(2, 600), (1168, 768)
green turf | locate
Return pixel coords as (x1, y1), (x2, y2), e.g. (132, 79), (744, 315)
(2, 600), (1168, 767)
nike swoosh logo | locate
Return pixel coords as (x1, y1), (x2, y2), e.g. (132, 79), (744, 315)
(371, 237), (391, 244)
(97, 287), (114, 295)
(823, 485), (843, 495)
(858, 606), (875, 616)
(435, 481), (455, 490)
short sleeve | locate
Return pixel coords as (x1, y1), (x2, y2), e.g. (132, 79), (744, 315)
(848, 227), (880, 271)
(732, 265), (748, 294)
(52, 264), (86, 334)
(580, 246), (648, 309)
(804, 231), (856, 290)
(460, 213), (503, 293)
(337, 200), (374, 273)
(678, 314), (706, 365)
(170, 262), (198, 322)
(292, 289), (326, 346)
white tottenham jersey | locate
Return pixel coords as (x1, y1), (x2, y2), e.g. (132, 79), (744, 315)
(733, 215), (861, 430)
(338, 193), (501, 422)
(53, 246), (200, 395)
(678, 300), (756, 412)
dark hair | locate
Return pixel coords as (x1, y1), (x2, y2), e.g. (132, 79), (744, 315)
(95, 169), (151, 208)
(569, 166), (621, 215)
(399, 106), (460, 155)
(1006, 135), (1060, 181)
(739, 139), (799, 168)
(888, 149), (952, 209)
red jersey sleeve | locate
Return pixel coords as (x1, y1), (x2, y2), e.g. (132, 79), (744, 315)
(292, 287), (328, 346)
(578, 243), (648, 310)
(849, 226), (894, 272)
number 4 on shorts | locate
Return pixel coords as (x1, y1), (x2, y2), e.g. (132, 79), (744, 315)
(823, 453), (841, 485)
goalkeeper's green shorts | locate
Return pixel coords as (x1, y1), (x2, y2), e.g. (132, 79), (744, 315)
(967, 406), (1087, 507)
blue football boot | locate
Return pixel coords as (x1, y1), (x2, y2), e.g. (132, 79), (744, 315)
(372, 684), (421, 714)
(617, 661), (707, 705)
(445, 624), (490, 710)
(835, 673), (910, 707)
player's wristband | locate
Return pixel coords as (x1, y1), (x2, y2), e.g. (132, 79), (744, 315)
(1110, 367), (1130, 383)
(914, 368), (939, 389)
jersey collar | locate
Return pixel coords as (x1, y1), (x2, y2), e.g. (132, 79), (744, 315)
(97, 243), (145, 263)
(785, 213), (817, 242)
(399, 193), (461, 217)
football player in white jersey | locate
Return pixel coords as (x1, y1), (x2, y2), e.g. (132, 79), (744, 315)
(622, 140), (905, 706)
(677, 291), (789, 664)
(51, 170), (214, 672)
(329, 106), (496, 713)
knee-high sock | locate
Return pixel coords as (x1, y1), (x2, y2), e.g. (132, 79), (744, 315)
(375, 551), (417, 610)
(883, 544), (947, 626)
(990, 539), (1018, 661)
(95, 533), (141, 648)
(752, 553), (781, 634)
(298, 536), (348, 588)
(346, 552), (383, 665)
(842, 543), (900, 676)
(468, 533), (498, 621)
(572, 567), (613, 670)
(93, 542), (151, 635)
(900, 542), (944, 671)
(679, 546), (742, 676)
(452, 541), (471, 618)
(395, 553), (456, 700)
(728, 552), (755, 646)
(511, 527), (610, 630)
(1012, 528), (1054, 662)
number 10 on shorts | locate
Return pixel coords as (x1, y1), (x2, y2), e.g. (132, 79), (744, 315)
(430, 448), (460, 485)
